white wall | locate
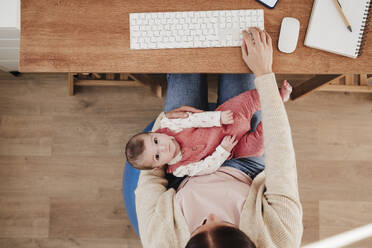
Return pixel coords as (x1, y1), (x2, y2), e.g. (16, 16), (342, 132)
(0, 0), (20, 71)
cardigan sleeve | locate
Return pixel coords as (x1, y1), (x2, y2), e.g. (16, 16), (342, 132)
(254, 73), (303, 246)
(134, 112), (185, 247)
(254, 73), (300, 201)
(135, 169), (174, 247)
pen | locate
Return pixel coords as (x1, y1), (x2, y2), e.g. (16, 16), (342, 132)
(332, 0), (352, 32)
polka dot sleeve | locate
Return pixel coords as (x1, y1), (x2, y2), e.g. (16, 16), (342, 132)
(160, 111), (221, 132)
(173, 145), (230, 177)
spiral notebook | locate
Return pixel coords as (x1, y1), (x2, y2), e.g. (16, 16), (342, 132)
(305, 0), (371, 58)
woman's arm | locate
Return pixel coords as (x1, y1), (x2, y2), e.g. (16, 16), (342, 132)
(135, 169), (168, 240)
(135, 106), (207, 247)
(242, 28), (299, 200)
(242, 28), (300, 199)
(135, 108), (198, 247)
(242, 27), (303, 245)
(255, 74), (300, 200)
(134, 112), (175, 245)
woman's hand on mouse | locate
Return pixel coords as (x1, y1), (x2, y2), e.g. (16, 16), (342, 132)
(165, 105), (204, 119)
(220, 110), (234, 125)
(241, 27), (273, 77)
(220, 135), (238, 152)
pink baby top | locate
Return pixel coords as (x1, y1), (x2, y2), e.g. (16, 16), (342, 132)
(156, 90), (263, 176)
(175, 166), (252, 233)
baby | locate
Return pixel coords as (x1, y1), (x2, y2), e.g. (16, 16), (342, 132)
(126, 81), (292, 177)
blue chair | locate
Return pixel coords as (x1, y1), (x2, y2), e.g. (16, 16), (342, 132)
(122, 121), (155, 236)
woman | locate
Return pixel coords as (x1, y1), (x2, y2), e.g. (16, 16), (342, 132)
(135, 27), (303, 247)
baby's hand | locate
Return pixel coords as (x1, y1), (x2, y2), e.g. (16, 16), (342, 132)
(220, 135), (238, 152)
(221, 111), (234, 125)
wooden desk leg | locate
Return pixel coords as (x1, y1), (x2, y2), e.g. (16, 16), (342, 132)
(291, 74), (342, 100)
(316, 74), (372, 93)
(120, 73), (129, 80)
(345, 74), (354, 85)
(130, 74), (165, 98)
(68, 72), (76, 96)
(106, 73), (115, 80)
(360, 74), (368, 86)
(67, 73), (165, 97)
(92, 73), (101, 79)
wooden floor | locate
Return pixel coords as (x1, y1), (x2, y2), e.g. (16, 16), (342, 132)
(0, 72), (371, 248)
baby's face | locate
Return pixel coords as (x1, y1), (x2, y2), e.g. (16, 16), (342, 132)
(141, 132), (180, 168)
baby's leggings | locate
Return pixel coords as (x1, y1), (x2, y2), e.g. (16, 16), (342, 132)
(216, 89), (263, 158)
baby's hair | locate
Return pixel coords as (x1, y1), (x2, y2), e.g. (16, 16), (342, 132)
(125, 132), (153, 170)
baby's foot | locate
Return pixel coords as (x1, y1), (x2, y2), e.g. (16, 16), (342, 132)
(280, 80), (292, 102)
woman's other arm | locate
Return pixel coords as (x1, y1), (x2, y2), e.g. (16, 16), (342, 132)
(135, 106), (202, 247)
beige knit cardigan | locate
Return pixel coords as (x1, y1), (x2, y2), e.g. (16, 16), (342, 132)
(135, 73), (303, 248)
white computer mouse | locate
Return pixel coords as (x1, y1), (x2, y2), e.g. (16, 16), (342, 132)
(278, 17), (300, 53)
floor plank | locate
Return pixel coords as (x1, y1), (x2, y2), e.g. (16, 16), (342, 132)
(0, 238), (141, 248)
(319, 201), (372, 248)
(0, 116), (52, 156)
(0, 196), (49, 238)
(0, 156), (124, 199)
(49, 195), (133, 239)
(301, 201), (319, 245)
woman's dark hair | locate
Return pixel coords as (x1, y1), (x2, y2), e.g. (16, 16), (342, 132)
(185, 225), (256, 248)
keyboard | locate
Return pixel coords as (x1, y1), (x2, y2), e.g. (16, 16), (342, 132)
(129, 9), (264, 50)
